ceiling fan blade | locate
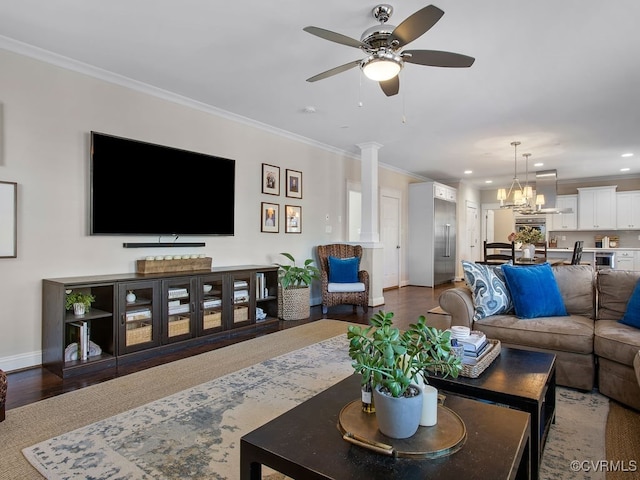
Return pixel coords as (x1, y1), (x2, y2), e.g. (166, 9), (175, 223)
(389, 5), (444, 47)
(379, 76), (400, 97)
(403, 50), (475, 68)
(306, 60), (362, 82)
(303, 26), (367, 49)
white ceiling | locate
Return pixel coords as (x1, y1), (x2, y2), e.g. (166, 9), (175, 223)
(1, 0), (639, 188)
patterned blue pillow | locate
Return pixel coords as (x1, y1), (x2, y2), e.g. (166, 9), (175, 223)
(461, 260), (513, 321)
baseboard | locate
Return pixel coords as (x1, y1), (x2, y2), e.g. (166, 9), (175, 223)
(0, 350), (42, 372)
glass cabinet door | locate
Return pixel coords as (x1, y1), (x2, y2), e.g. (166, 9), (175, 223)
(163, 277), (197, 343)
(118, 280), (160, 354)
(199, 274), (225, 335)
(230, 272), (254, 327)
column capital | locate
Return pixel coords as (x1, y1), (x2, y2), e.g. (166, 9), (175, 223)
(356, 142), (384, 152)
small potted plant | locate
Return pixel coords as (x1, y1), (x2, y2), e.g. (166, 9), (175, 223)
(65, 291), (95, 316)
(347, 311), (461, 438)
(275, 252), (320, 320)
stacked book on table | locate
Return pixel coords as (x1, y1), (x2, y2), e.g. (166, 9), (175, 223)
(450, 330), (491, 365)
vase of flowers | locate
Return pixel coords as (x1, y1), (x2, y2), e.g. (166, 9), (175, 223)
(509, 227), (543, 258)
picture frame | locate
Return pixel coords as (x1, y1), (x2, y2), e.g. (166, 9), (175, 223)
(285, 169), (302, 199)
(285, 205), (302, 234)
(0, 181), (17, 258)
(262, 163), (280, 196)
(261, 202), (279, 233)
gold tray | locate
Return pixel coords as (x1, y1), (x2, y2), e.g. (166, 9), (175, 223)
(337, 400), (466, 458)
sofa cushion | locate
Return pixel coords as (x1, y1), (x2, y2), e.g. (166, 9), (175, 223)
(594, 320), (640, 366)
(551, 264), (595, 317)
(328, 256), (359, 283)
(474, 314), (594, 354)
(461, 260), (513, 321)
(620, 279), (640, 329)
(502, 263), (568, 319)
(597, 269), (640, 320)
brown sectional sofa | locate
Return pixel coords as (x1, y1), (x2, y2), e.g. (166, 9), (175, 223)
(439, 265), (640, 410)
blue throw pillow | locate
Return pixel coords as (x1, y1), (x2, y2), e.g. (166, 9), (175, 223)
(461, 260), (513, 321)
(502, 263), (568, 319)
(328, 256), (359, 283)
(620, 279), (640, 329)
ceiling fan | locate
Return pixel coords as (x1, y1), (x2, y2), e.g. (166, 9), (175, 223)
(303, 4), (475, 96)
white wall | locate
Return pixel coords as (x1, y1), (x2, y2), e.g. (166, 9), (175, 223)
(0, 48), (421, 371)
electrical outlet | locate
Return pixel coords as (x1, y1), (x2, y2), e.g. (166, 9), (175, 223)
(561, 236), (566, 241)
(325, 225), (332, 233)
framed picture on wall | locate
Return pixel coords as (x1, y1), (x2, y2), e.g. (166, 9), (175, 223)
(285, 205), (302, 234)
(285, 169), (302, 199)
(0, 181), (17, 258)
(261, 202), (279, 233)
(262, 163), (280, 196)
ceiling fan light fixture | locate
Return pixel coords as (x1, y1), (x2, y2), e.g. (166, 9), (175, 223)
(361, 51), (403, 81)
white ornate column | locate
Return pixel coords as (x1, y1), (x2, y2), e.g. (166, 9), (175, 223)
(355, 142), (385, 307)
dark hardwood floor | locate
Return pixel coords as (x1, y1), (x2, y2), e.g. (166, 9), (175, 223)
(5, 283), (457, 411)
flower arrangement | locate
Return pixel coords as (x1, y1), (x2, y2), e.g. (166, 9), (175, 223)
(508, 226), (543, 245)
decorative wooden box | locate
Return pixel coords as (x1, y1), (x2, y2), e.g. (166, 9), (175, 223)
(136, 257), (212, 274)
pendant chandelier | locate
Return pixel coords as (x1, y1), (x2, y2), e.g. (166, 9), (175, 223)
(497, 141), (533, 209)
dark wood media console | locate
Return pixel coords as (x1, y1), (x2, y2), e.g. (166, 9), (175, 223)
(42, 265), (279, 378)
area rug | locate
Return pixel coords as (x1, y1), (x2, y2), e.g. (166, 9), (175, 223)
(539, 388), (609, 480)
(23, 333), (609, 480)
(23, 334), (354, 479)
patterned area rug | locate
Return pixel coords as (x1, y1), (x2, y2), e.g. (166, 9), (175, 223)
(539, 388), (609, 480)
(23, 335), (608, 480)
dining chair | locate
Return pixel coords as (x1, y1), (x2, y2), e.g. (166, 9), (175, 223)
(482, 241), (516, 264)
(534, 241), (548, 261)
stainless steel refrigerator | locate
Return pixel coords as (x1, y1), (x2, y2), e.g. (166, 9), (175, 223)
(408, 183), (457, 287)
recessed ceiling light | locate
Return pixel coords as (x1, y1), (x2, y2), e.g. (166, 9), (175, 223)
(534, 162), (544, 167)
(621, 153), (634, 158)
(464, 170), (473, 174)
(485, 180), (493, 184)
(620, 168), (630, 172)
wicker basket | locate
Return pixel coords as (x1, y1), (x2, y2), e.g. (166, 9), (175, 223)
(126, 323), (152, 345)
(168, 316), (190, 337)
(278, 286), (310, 321)
(204, 311), (222, 329)
(233, 306), (249, 323)
(459, 339), (501, 378)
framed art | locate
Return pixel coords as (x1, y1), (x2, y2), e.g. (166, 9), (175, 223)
(261, 202), (279, 233)
(285, 169), (302, 199)
(0, 181), (17, 258)
(285, 205), (302, 234)
(262, 163), (280, 196)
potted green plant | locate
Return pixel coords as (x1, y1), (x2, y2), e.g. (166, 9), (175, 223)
(347, 311), (461, 438)
(509, 226), (543, 258)
(275, 252), (320, 321)
(65, 291), (95, 316)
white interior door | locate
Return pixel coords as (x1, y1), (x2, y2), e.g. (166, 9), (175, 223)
(381, 192), (400, 289)
(464, 201), (479, 262)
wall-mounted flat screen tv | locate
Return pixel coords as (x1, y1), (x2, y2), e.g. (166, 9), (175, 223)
(90, 131), (235, 235)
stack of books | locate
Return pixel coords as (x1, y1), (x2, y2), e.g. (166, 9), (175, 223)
(450, 330), (491, 365)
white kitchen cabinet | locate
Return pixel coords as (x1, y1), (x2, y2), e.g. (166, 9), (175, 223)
(577, 186), (617, 230)
(550, 195), (578, 230)
(616, 191), (640, 229)
(614, 250), (638, 271)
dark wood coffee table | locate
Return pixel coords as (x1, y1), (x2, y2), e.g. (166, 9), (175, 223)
(427, 346), (556, 480)
(240, 374), (531, 480)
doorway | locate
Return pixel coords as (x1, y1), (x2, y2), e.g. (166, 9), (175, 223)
(381, 190), (401, 289)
